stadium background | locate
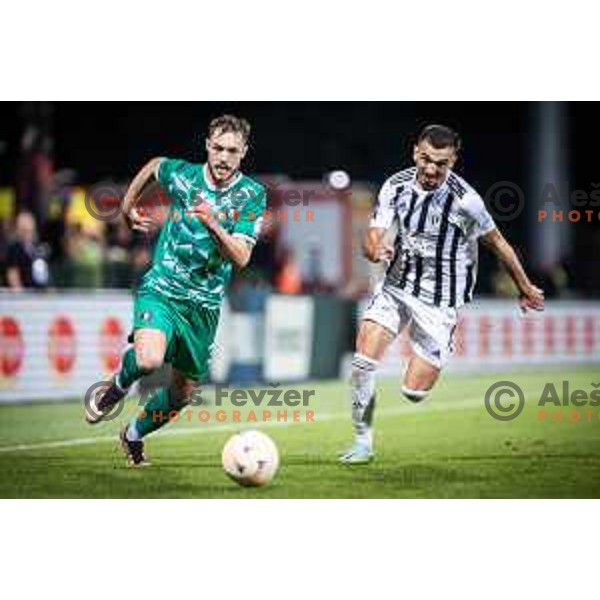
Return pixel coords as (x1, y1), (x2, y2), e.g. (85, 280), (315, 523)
(0, 101), (599, 497)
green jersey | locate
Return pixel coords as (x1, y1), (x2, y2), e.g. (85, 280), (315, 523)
(138, 159), (266, 308)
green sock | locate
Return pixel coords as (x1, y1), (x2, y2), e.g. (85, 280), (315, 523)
(130, 385), (188, 439)
(117, 347), (145, 390)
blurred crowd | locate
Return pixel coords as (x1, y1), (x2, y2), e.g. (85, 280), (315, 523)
(0, 188), (572, 298)
(0, 111), (573, 299)
(0, 109), (152, 291)
(0, 113), (335, 294)
(0, 198), (323, 295)
(0, 208), (150, 291)
(1, 204), (570, 298)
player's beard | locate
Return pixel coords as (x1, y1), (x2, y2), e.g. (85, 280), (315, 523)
(418, 172), (441, 191)
(209, 162), (236, 186)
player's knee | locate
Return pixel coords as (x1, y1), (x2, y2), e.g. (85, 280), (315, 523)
(135, 350), (164, 373)
(401, 385), (429, 403)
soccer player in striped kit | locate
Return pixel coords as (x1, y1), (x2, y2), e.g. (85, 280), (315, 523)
(340, 124), (545, 464)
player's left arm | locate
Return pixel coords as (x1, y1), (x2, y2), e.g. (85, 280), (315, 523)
(480, 228), (545, 313)
(189, 190), (264, 268)
(203, 216), (254, 268)
(187, 202), (251, 267)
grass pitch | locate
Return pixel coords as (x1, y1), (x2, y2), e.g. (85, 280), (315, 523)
(1, 367), (599, 498)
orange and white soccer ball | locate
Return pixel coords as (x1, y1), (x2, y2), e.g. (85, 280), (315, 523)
(222, 430), (279, 487)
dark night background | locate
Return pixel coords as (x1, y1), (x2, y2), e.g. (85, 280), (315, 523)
(1, 101), (599, 295)
(1, 102), (538, 184)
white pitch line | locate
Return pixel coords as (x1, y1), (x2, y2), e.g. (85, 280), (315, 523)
(0, 395), (490, 454)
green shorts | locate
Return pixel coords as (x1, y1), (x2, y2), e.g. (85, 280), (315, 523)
(133, 291), (221, 381)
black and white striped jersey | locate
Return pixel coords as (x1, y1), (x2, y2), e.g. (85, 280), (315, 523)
(371, 167), (496, 308)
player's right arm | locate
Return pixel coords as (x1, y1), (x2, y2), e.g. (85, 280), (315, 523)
(481, 228), (545, 313)
(363, 177), (397, 263)
(123, 157), (164, 232)
(363, 228), (393, 263)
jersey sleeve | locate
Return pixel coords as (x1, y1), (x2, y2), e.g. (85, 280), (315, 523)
(232, 183), (267, 245)
(369, 178), (397, 229)
(462, 192), (497, 238)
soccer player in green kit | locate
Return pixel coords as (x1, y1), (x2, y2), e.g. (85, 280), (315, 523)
(84, 115), (266, 466)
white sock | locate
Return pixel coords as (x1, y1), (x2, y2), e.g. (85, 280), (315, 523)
(351, 353), (378, 447)
(126, 422), (141, 442)
(401, 385), (429, 403)
(356, 428), (373, 448)
(115, 373), (130, 393)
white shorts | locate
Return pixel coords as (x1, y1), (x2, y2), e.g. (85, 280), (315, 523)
(361, 285), (458, 369)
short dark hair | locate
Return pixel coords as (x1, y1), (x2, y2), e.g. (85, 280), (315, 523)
(417, 124), (461, 151)
(208, 114), (251, 143)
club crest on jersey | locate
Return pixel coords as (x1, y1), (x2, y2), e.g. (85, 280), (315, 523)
(426, 201), (465, 233)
